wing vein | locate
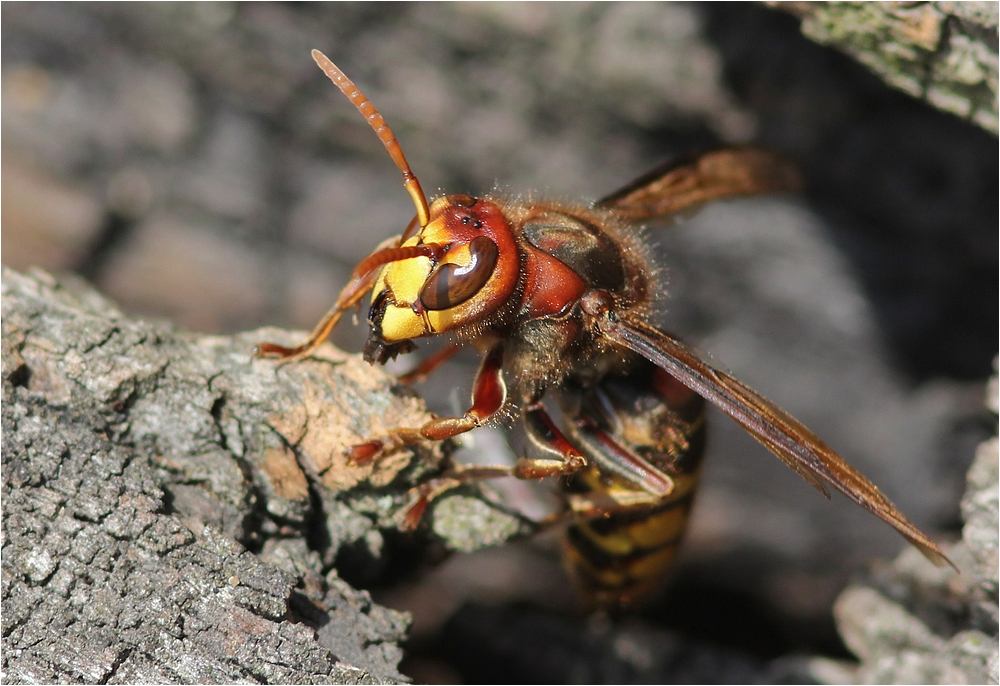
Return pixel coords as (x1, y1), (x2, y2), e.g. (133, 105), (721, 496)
(601, 314), (951, 568)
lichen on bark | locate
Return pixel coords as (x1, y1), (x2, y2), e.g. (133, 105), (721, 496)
(777, 2), (999, 133)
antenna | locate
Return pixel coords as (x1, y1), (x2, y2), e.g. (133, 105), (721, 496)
(311, 49), (430, 228)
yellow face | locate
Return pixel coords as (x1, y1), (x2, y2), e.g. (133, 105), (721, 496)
(372, 223), (477, 341)
(371, 237), (432, 342)
(366, 195), (520, 345)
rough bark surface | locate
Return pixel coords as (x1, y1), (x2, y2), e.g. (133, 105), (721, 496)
(778, 1), (999, 133)
(2, 4), (996, 681)
(814, 363), (999, 685)
(0, 267), (527, 684)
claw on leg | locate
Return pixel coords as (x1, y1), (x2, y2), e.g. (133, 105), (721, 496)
(399, 478), (463, 531)
(347, 440), (385, 466)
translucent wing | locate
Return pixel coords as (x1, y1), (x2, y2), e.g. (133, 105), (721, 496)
(597, 147), (802, 221)
(599, 313), (952, 568)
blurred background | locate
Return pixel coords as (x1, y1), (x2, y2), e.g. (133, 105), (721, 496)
(3, 3), (996, 682)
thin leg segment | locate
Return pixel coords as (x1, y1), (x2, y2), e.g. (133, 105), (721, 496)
(349, 343), (508, 464)
(397, 398), (593, 530)
(397, 398), (673, 531)
(513, 403), (588, 478)
(397, 342), (461, 385)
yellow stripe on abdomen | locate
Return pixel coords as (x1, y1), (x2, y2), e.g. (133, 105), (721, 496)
(563, 490), (698, 610)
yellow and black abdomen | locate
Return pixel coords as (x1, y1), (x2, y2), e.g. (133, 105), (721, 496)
(561, 364), (707, 611)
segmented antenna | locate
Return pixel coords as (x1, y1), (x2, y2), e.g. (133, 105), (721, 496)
(311, 49), (430, 228)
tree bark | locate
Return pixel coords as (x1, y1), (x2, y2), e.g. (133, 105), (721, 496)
(776, 1), (999, 133)
(1, 266), (526, 684)
(822, 364), (999, 685)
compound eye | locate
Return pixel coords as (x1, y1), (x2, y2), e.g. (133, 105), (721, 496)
(419, 236), (499, 311)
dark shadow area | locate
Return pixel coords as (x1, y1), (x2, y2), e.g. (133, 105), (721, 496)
(404, 600), (824, 685)
(701, 3), (998, 382)
(645, 574), (849, 660)
(75, 211), (137, 281)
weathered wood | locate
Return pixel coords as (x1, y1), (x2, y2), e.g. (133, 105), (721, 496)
(1, 266), (527, 684)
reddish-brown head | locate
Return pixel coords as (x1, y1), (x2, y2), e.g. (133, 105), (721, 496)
(366, 194), (519, 357)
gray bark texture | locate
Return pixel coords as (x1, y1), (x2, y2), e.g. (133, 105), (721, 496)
(814, 364), (999, 685)
(1, 266), (526, 684)
(777, 1), (999, 133)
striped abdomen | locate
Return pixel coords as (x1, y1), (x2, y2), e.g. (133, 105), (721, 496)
(561, 365), (707, 611)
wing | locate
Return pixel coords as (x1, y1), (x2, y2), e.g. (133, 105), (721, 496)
(598, 313), (952, 568)
(596, 147), (802, 221)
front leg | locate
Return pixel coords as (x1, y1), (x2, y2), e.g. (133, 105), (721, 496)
(254, 228), (448, 362)
(254, 235), (403, 361)
(349, 343), (508, 464)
